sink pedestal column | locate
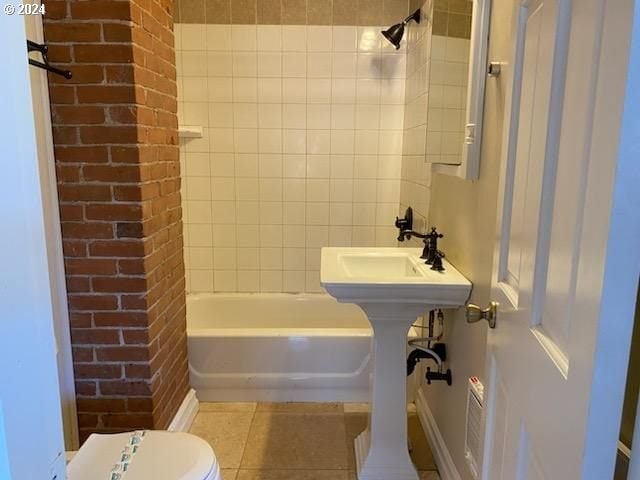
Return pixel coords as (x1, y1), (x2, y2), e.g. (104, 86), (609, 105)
(354, 304), (424, 480)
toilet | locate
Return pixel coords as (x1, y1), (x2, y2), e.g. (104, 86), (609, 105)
(67, 430), (221, 480)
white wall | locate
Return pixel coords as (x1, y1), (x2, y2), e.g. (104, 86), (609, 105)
(175, 24), (407, 293)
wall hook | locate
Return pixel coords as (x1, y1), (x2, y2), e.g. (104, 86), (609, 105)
(27, 40), (73, 80)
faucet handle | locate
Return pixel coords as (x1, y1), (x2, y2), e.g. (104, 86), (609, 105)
(430, 251), (445, 272)
(420, 238), (430, 259)
(430, 227), (443, 238)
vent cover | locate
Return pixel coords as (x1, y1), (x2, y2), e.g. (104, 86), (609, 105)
(465, 376), (484, 478)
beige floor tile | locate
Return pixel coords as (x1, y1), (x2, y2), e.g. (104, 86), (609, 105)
(343, 402), (417, 413)
(241, 413), (349, 469)
(409, 413), (437, 470)
(343, 412), (436, 471)
(221, 469), (238, 480)
(237, 471), (350, 480)
(190, 412), (254, 469)
(348, 470), (439, 479)
(256, 402), (343, 413)
(419, 471), (441, 479)
(200, 402), (257, 413)
(342, 403), (369, 413)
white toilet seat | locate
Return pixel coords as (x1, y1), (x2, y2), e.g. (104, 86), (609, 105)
(67, 430), (221, 480)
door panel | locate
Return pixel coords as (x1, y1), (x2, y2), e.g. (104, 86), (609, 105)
(482, 0), (639, 478)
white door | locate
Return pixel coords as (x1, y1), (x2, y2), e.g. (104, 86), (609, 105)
(24, 5), (79, 451)
(0, 9), (67, 480)
(481, 0), (640, 479)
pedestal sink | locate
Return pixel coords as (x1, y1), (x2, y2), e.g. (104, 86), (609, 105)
(321, 247), (471, 480)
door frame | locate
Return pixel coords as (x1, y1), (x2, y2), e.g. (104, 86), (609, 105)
(25, 9), (79, 450)
(481, 0), (640, 478)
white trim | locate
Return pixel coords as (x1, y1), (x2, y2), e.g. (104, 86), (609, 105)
(167, 389), (200, 432)
(415, 388), (462, 480)
(23, 7), (79, 451)
(618, 440), (631, 459)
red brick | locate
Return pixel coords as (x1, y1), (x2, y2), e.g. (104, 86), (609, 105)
(68, 294), (118, 311)
(63, 239), (87, 257)
(62, 222), (114, 239)
(77, 413), (100, 428)
(71, 328), (121, 345)
(83, 165), (141, 183)
(69, 312), (92, 328)
(76, 85), (137, 104)
(102, 413), (154, 429)
(125, 363), (151, 378)
(55, 145), (109, 164)
(53, 105), (105, 125)
(69, 1), (132, 20)
(65, 258), (117, 275)
(66, 276), (91, 293)
(85, 203), (142, 221)
(76, 398), (127, 413)
(74, 363), (122, 379)
(105, 65), (135, 84)
(75, 381), (97, 396)
(89, 240), (145, 257)
(94, 311), (148, 327)
(80, 126), (139, 144)
(103, 23), (134, 42)
(72, 346), (94, 362)
(96, 346), (149, 362)
(127, 397), (153, 411)
(99, 380), (152, 396)
(49, 85), (76, 104)
(92, 276), (147, 293)
(59, 204), (84, 221)
(45, 23), (102, 42)
(122, 329), (149, 344)
(121, 294), (147, 309)
(44, 1), (68, 19)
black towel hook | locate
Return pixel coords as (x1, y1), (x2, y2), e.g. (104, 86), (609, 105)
(27, 40), (73, 80)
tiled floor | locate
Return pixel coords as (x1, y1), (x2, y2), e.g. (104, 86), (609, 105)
(189, 402), (440, 480)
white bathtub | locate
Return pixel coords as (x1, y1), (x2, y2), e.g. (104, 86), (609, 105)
(187, 293), (418, 402)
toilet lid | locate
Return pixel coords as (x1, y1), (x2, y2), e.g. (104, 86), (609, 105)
(67, 430), (216, 480)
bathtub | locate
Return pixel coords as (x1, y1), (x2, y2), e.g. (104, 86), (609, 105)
(187, 293), (418, 402)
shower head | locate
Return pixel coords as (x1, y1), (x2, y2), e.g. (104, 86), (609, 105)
(381, 8), (421, 50)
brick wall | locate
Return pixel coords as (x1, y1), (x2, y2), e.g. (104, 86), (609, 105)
(43, 0), (188, 442)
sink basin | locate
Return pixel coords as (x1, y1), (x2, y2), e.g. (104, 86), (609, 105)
(321, 247), (471, 306)
(340, 252), (423, 279)
(321, 247), (472, 480)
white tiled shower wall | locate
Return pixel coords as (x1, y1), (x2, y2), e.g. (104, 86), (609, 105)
(175, 24), (407, 293)
(401, 3), (432, 234)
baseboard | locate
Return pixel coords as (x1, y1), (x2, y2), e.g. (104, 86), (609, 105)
(168, 388), (199, 432)
(415, 388), (462, 480)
